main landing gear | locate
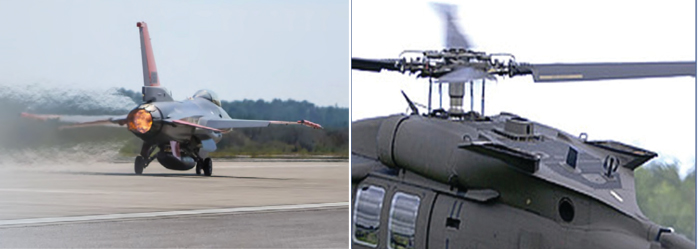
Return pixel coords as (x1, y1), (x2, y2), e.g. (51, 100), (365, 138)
(135, 143), (157, 175)
(134, 155), (148, 175)
(196, 158), (213, 176)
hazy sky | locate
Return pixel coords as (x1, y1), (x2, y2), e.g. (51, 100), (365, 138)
(352, 0), (696, 176)
(0, 0), (349, 107)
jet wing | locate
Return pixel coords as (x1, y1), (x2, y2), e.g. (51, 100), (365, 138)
(201, 118), (323, 130)
(167, 119), (223, 132)
(20, 112), (128, 129)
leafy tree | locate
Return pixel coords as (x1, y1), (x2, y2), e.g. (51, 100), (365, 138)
(220, 98), (348, 128)
(635, 162), (696, 241)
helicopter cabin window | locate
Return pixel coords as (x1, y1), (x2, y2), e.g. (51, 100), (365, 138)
(388, 192), (420, 249)
(353, 185), (386, 248)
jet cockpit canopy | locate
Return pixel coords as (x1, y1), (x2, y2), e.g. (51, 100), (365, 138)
(193, 89), (221, 107)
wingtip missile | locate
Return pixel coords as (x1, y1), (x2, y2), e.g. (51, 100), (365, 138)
(298, 120), (323, 129)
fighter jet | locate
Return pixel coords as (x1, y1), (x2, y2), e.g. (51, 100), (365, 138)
(22, 22), (322, 176)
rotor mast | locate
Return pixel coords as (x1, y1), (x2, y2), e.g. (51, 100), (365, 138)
(448, 82), (464, 116)
(350, 4), (696, 118)
(443, 80), (487, 118)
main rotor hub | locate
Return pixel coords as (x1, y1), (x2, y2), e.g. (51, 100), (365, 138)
(396, 49), (521, 81)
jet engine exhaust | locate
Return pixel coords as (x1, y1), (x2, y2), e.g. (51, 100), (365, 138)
(127, 109), (152, 134)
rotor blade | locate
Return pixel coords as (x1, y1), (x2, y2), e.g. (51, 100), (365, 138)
(530, 62), (696, 82)
(431, 3), (472, 49)
(436, 67), (495, 83)
(351, 58), (401, 72)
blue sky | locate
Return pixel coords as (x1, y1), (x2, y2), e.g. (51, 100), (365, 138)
(0, 0), (349, 107)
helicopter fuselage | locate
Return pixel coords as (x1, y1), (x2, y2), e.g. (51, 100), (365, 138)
(351, 113), (694, 249)
(352, 169), (661, 249)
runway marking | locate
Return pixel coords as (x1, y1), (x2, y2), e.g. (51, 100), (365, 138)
(0, 202), (349, 226)
(0, 188), (140, 195)
(211, 164), (347, 169)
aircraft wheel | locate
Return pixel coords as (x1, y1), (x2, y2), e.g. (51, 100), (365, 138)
(134, 156), (146, 175)
(195, 160), (202, 175)
(203, 158), (213, 176)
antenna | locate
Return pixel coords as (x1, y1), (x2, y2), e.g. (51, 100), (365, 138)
(438, 82), (443, 109)
(469, 81), (474, 112)
(402, 90), (420, 115)
(427, 77), (433, 113)
(481, 79), (486, 115)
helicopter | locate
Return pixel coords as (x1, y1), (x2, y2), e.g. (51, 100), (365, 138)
(21, 22), (322, 176)
(350, 2), (695, 249)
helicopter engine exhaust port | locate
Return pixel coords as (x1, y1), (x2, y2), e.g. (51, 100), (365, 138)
(371, 114), (541, 192)
(375, 115), (509, 189)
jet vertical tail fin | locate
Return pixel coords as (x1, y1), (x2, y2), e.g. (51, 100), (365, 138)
(137, 22), (159, 87)
(137, 22), (172, 103)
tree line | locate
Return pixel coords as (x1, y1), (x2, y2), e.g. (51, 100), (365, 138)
(116, 88), (348, 128)
(1, 87), (348, 158)
(635, 162), (695, 241)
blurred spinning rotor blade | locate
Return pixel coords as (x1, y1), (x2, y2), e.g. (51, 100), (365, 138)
(351, 58), (401, 72)
(530, 61), (696, 82)
(432, 3), (472, 49)
(437, 67), (495, 83)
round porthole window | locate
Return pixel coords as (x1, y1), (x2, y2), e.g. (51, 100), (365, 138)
(559, 198), (574, 222)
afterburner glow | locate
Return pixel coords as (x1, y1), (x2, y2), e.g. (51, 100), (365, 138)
(127, 109), (152, 134)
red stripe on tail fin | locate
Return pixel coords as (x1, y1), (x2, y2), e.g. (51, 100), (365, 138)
(137, 22), (160, 87)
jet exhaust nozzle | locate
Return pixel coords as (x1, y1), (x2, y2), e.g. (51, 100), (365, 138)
(126, 104), (163, 139)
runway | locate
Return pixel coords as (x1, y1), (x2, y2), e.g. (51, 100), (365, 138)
(0, 160), (349, 248)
